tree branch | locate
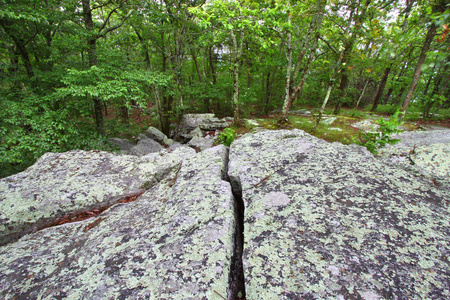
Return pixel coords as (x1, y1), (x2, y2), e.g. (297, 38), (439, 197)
(98, 7), (120, 33)
(98, 10), (133, 38)
(318, 36), (338, 54)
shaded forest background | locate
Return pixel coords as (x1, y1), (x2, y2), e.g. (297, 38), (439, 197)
(1, 0), (449, 178)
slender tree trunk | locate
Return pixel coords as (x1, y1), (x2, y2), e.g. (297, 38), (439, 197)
(264, 71), (271, 115)
(282, 12), (293, 119)
(401, 23), (437, 118)
(231, 30), (244, 125)
(313, 50), (345, 133)
(371, 66), (391, 111)
(356, 79), (370, 108)
(209, 46), (217, 85)
(280, 0), (324, 122)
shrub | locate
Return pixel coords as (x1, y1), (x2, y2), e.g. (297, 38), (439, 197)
(217, 128), (236, 147)
(358, 109), (403, 154)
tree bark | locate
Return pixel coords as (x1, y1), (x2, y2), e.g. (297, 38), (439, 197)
(280, 0), (325, 122)
(371, 65), (391, 111)
(355, 79), (370, 108)
(82, 0), (105, 136)
(400, 23), (437, 118)
(231, 29), (244, 125)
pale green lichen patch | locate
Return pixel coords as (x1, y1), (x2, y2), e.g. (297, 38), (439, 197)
(0, 147), (195, 246)
(229, 129), (450, 299)
(0, 145), (235, 299)
(378, 143), (450, 188)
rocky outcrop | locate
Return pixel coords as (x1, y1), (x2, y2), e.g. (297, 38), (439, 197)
(378, 129), (450, 187)
(0, 147), (194, 246)
(228, 129), (449, 299)
(178, 114), (232, 142)
(0, 146), (236, 299)
(1, 129), (449, 299)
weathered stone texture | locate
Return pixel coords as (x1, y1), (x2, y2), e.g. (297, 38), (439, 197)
(0, 145), (235, 299)
(0, 147), (194, 246)
(229, 129), (450, 299)
(145, 126), (173, 146)
(129, 138), (164, 156)
(379, 130), (450, 186)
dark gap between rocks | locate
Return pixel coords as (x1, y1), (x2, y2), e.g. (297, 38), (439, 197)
(1, 191), (145, 247)
(46, 192), (144, 228)
(223, 149), (246, 300)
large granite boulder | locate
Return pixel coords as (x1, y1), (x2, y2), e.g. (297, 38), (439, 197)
(228, 129), (450, 299)
(0, 146), (237, 299)
(0, 147), (194, 246)
(179, 113), (216, 133)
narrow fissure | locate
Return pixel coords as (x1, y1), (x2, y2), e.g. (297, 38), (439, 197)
(223, 149), (246, 300)
(1, 191), (145, 247)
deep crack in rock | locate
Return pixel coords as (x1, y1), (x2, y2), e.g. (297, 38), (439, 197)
(223, 148), (246, 300)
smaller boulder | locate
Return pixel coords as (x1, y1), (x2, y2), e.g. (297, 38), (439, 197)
(321, 116), (337, 126)
(351, 119), (380, 132)
(291, 109), (311, 115)
(188, 136), (214, 151)
(108, 138), (136, 153)
(146, 126), (173, 146)
(244, 119), (260, 128)
(129, 139), (164, 156)
(198, 117), (230, 130)
(180, 127), (203, 141)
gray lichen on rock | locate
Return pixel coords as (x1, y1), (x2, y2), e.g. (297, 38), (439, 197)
(229, 129), (450, 299)
(0, 145), (235, 299)
(0, 147), (195, 246)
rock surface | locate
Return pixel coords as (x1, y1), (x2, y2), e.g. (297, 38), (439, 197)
(0, 146), (236, 299)
(188, 136), (215, 151)
(129, 138), (164, 156)
(228, 129), (449, 299)
(378, 129), (450, 186)
(0, 147), (194, 246)
(145, 126), (174, 146)
(1, 129), (449, 299)
(351, 119), (381, 131)
(108, 137), (136, 153)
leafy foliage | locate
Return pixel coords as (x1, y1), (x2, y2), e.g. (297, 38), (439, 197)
(217, 128), (236, 147)
(359, 109), (403, 154)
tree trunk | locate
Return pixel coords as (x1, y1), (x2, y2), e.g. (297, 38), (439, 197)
(312, 50), (345, 133)
(280, 0), (325, 122)
(401, 23), (437, 118)
(281, 12), (293, 120)
(231, 30), (244, 125)
(82, 0), (105, 136)
(264, 71), (271, 115)
(356, 80), (370, 108)
(371, 66), (391, 111)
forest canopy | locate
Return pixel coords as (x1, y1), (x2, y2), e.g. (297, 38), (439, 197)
(1, 0), (449, 177)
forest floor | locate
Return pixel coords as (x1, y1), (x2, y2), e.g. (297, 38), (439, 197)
(112, 106), (450, 147)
